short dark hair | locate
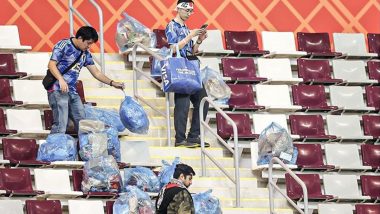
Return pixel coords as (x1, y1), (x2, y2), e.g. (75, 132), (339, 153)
(173, 163), (195, 179)
(177, 0), (194, 5)
(75, 26), (98, 42)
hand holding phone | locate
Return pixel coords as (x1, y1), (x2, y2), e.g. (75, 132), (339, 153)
(200, 23), (208, 29)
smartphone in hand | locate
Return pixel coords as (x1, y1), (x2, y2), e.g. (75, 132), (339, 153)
(200, 23), (208, 29)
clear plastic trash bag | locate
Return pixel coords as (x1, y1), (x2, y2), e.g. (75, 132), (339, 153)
(201, 66), (231, 101)
(37, 133), (77, 161)
(151, 47), (171, 77)
(192, 189), (222, 214)
(158, 157), (180, 188)
(84, 104), (125, 132)
(257, 122), (297, 165)
(119, 96), (149, 134)
(115, 12), (157, 53)
(106, 127), (121, 162)
(82, 155), (122, 193)
(124, 166), (160, 193)
(113, 185), (154, 214)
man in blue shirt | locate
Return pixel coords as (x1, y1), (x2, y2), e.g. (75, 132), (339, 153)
(165, 0), (209, 148)
(47, 26), (124, 134)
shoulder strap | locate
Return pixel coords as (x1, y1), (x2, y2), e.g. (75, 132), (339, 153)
(61, 51), (83, 75)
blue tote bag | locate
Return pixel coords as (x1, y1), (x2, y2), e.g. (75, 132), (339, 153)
(160, 44), (202, 94)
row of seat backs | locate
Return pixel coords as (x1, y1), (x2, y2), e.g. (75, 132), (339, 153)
(318, 203), (380, 214)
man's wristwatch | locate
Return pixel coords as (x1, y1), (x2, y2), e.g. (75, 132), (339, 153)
(196, 40), (202, 44)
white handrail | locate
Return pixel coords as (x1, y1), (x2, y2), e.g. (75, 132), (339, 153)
(268, 157), (308, 214)
(199, 97), (241, 207)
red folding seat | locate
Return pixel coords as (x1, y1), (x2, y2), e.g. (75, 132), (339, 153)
(297, 32), (342, 58)
(362, 115), (380, 139)
(285, 173), (334, 200)
(224, 31), (269, 56)
(2, 138), (49, 166)
(0, 54), (27, 78)
(221, 58), (267, 83)
(294, 144), (334, 170)
(216, 113), (257, 139)
(43, 109), (76, 135)
(361, 144), (380, 170)
(291, 85), (338, 111)
(297, 58), (342, 84)
(360, 175), (380, 199)
(368, 33), (380, 54)
(365, 86), (380, 111)
(0, 108), (17, 135)
(153, 29), (169, 48)
(289, 114), (336, 140)
(355, 204), (380, 214)
(76, 80), (96, 106)
(227, 84), (264, 110)
(26, 200), (62, 214)
(106, 201), (115, 214)
(72, 169), (117, 198)
(0, 168), (42, 196)
(0, 79), (22, 106)
(367, 61), (380, 83)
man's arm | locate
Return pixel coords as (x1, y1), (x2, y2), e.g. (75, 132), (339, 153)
(167, 190), (194, 214)
(86, 64), (125, 89)
(48, 60), (69, 93)
(192, 31), (208, 54)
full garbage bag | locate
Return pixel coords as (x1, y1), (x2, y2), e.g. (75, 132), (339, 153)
(201, 66), (231, 101)
(192, 189), (222, 214)
(113, 185), (154, 214)
(119, 96), (149, 134)
(84, 104), (125, 132)
(37, 133), (77, 161)
(124, 166), (160, 192)
(158, 157), (180, 188)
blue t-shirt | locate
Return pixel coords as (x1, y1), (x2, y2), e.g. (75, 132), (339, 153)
(165, 20), (193, 57)
(50, 38), (94, 94)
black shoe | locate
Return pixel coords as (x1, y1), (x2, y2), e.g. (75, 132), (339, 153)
(175, 140), (187, 147)
(187, 137), (210, 148)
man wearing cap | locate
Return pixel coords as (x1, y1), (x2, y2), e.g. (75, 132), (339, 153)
(165, 0), (210, 148)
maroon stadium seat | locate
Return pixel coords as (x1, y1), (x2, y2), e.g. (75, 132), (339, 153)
(362, 115), (380, 139)
(0, 168), (42, 196)
(367, 61), (380, 83)
(216, 113), (257, 139)
(361, 144), (380, 170)
(0, 108), (17, 135)
(297, 32), (342, 58)
(294, 144), (334, 170)
(227, 84), (264, 110)
(355, 204), (380, 214)
(289, 114), (336, 140)
(365, 86), (380, 111)
(224, 31), (269, 56)
(2, 138), (49, 166)
(0, 79), (23, 106)
(76, 80), (96, 106)
(297, 58), (343, 84)
(285, 173), (334, 200)
(26, 200), (62, 214)
(360, 175), (380, 199)
(368, 33), (380, 54)
(106, 201), (115, 214)
(153, 29), (169, 49)
(0, 54), (27, 78)
(72, 169), (117, 198)
(291, 85), (338, 111)
(43, 109), (76, 135)
(221, 58), (267, 83)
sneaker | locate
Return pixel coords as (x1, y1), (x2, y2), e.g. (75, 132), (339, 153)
(175, 140), (187, 147)
(187, 137), (210, 148)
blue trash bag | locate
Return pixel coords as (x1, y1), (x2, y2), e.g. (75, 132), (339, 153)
(201, 66), (231, 101)
(37, 133), (77, 161)
(119, 96), (149, 134)
(84, 104), (125, 132)
(192, 189), (222, 214)
(81, 155), (122, 193)
(257, 122), (296, 165)
(158, 157), (180, 188)
(124, 166), (160, 192)
(106, 127), (121, 162)
(113, 186), (154, 214)
(151, 47), (170, 77)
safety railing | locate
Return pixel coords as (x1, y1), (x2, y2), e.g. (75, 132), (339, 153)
(131, 43), (171, 146)
(68, 0), (105, 75)
(268, 157), (308, 214)
(199, 97), (241, 207)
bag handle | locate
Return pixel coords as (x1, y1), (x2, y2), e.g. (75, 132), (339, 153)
(169, 43), (181, 58)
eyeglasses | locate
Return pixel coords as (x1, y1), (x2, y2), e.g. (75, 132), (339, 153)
(180, 8), (194, 14)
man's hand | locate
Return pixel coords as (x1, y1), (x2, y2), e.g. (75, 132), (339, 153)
(190, 29), (205, 38)
(197, 30), (208, 42)
(111, 81), (125, 90)
(59, 79), (69, 93)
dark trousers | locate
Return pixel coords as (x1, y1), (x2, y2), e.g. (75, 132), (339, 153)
(174, 87), (209, 143)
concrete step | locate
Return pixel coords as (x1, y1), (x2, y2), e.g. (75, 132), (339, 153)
(84, 87), (157, 98)
(86, 96), (168, 106)
(218, 198), (290, 209)
(222, 207), (294, 214)
(98, 105), (174, 117)
(192, 167), (254, 178)
(190, 176), (257, 189)
(150, 156), (236, 168)
(80, 78), (161, 89)
(149, 146), (225, 157)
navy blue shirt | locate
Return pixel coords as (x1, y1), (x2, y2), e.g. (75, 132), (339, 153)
(165, 20), (193, 57)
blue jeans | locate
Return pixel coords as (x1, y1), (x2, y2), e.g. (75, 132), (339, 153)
(48, 91), (85, 134)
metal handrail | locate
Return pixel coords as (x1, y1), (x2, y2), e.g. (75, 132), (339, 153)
(268, 157), (308, 214)
(131, 43), (171, 147)
(68, 0), (105, 75)
(199, 97), (241, 207)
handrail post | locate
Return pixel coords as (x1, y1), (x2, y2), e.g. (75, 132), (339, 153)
(69, 0), (74, 37)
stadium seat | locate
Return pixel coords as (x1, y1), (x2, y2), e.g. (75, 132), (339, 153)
(43, 109), (75, 135)
(362, 115), (380, 139)
(76, 80), (96, 106)
(106, 201), (115, 214)
(332, 60), (376, 85)
(195, 29), (233, 56)
(360, 175), (380, 199)
(326, 115), (372, 142)
(318, 204), (353, 214)
(153, 29), (169, 48)
(221, 58), (267, 83)
(0, 168), (41, 196)
(365, 86), (380, 111)
(257, 58), (302, 84)
(0, 200), (24, 214)
(297, 58), (343, 85)
(2, 138), (49, 166)
(0, 25), (32, 51)
(325, 144), (371, 171)
(34, 169), (83, 198)
(227, 84), (264, 110)
(72, 169), (117, 198)
(6, 109), (49, 137)
(199, 57), (220, 72)
(367, 60), (380, 83)
(361, 144), (380, 171)
(0, 54), (27, 78)
(0, 108), (16, 135)
(261, 31), (307, 58)
(294, 143), (334, 170)
(355, 204), (380, 214)
(12, 79), (49, 107)
(297, 32), (342, 58)
(16, 52), (50, 77)
(367, 33), (380, 55)
(291, 85), (338, 112)
(333, 33), (377, 58)
(329, 86), (375, 113)
(216, 113), (257, 139)
(68, 200), (104, 214)
(252, 114), (290, 135)
(0, 79), (23, 106)
(285, 173), (334, 200)
(255, 85), (302, 111)
(224, 31), (268, 56)
(289, 115), (336, 141)
(323, 174), (369, 200)
(26, 200), (62, 214)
